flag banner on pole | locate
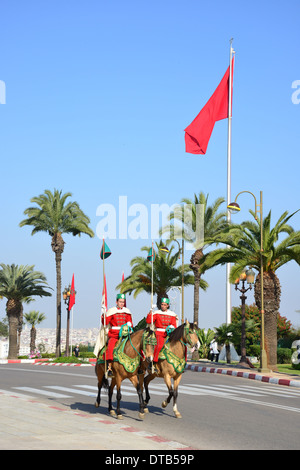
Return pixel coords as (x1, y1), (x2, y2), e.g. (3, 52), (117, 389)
(147, 247), (156, 262)
(69, 274), (75, 311)
(101, 274), (107, 315)
(100, 239), (112, 260)
(184, 57), (234, 155)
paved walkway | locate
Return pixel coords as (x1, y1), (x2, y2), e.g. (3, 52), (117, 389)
(1, 359), (299, 450)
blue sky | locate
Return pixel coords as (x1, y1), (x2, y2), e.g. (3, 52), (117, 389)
(0, 0), (299, 332)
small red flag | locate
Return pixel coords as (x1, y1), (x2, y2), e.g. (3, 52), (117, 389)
(69, 274), (75, 311)
(185, 57), (234, 155)
(102, 274), (107, 313)
(121, 272), (126, 307)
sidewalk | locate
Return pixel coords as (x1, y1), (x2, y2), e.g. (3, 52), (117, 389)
(0, 391), (196, 450)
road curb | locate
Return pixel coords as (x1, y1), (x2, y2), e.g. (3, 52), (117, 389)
(185, 364), (300, 388)
(1, 359), (114, 367)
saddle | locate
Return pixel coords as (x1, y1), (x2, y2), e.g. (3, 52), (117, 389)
(158, 341), (186, 373)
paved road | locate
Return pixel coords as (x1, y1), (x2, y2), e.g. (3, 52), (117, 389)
(1, 363), (300, 450)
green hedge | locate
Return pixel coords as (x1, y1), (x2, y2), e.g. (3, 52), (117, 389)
(277, 348), (292, 364)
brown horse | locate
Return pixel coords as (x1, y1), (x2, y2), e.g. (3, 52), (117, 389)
(143, 321), (199, 418)
(95, 329), (147, 419)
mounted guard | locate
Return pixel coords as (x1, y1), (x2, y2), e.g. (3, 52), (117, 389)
(94, 293), (133, 377)
(145, 297), (178, 372)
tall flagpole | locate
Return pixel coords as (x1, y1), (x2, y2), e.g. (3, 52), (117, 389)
(102, 239), (107, 377)
(70, 307), (73, 356)
(226, 39), (235, 324)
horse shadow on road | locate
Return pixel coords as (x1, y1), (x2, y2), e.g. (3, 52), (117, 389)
(67, 399), (168, 421)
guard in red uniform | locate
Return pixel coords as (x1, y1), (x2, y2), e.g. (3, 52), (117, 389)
(146, 297), (178, 364)
(102, 293), (133, 376)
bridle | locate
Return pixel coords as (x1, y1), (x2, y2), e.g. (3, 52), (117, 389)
(183, 322), (199, 350)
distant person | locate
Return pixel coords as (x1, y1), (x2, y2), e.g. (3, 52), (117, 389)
(210, 339), (219, 362)
(74, 345), (79, 358)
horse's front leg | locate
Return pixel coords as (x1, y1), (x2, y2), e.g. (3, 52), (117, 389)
(114, 376), (123, 419)
(108, 377), (116, 417)
(95, 363), (104, 409)
(172, 375), (183, 419)
(161, 373), (173, 409)
(130, 375), (145, 419)
(143, 372), (155, 410)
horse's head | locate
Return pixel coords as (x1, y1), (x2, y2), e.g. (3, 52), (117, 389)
(183, 321), (200, 350)
(143, 326), (157, 361)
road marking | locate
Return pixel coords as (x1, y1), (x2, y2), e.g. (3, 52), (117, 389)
(222, 394), (300, 413)
(0, 389), (35, 399)
(183, 383), (265, 397)
(75, 384), (138, 396)
(13, 387), (71, 398)
(214, 384), (300, 398)
(44, 386), (97, 397)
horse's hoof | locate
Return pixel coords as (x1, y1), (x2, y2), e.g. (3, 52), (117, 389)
(117, 414), (123, 420)
(109, 410), (116, 417)
(162, 401), (167, 408)
(94, 401), (99, 408)
(139, 412), (145, 419)
(175, 412), (182, 419)
(144, 407), (149, 414)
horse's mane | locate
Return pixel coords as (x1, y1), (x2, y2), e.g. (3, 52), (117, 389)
(169, 322), (197, 344)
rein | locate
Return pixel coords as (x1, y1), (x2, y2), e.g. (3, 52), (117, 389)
(119, 325), (144, 359)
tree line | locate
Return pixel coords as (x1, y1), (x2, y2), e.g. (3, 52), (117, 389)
(1, 189), (300, 370)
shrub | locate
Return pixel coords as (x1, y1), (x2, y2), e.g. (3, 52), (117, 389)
(247, 344), (260, 359)
(79, 351), (96, 358)
(52, 356), (82, 363)
(277, 348), (292, 364)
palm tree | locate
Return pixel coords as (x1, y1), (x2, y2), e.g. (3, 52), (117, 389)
(160, 192), (228, 326)
(24, 310), (46, 353)
(214, 323), (235, 364)
(116, 241), (201, 310)
(19, 189), (94, 357)
(203, 209), (300, 369)
(197, 328), (215, 359)
(0, 264), (52, 359)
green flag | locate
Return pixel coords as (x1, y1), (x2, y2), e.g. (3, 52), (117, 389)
(100, 240), (111, 260)
(147, 247), (156, 262)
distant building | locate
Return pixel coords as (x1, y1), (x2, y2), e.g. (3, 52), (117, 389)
(0, 338), (9, 359)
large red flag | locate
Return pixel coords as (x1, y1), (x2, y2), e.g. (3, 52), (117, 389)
(69, 274), (75, 311)
(185, 57), (234, 155)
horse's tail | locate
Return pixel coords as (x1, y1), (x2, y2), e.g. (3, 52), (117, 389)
(95, 363), (109, 389)
(101, 376), (109, 390)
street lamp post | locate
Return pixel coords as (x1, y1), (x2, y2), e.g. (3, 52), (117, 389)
(234, 268), (255, 368)
(228, 190), (269, 372)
